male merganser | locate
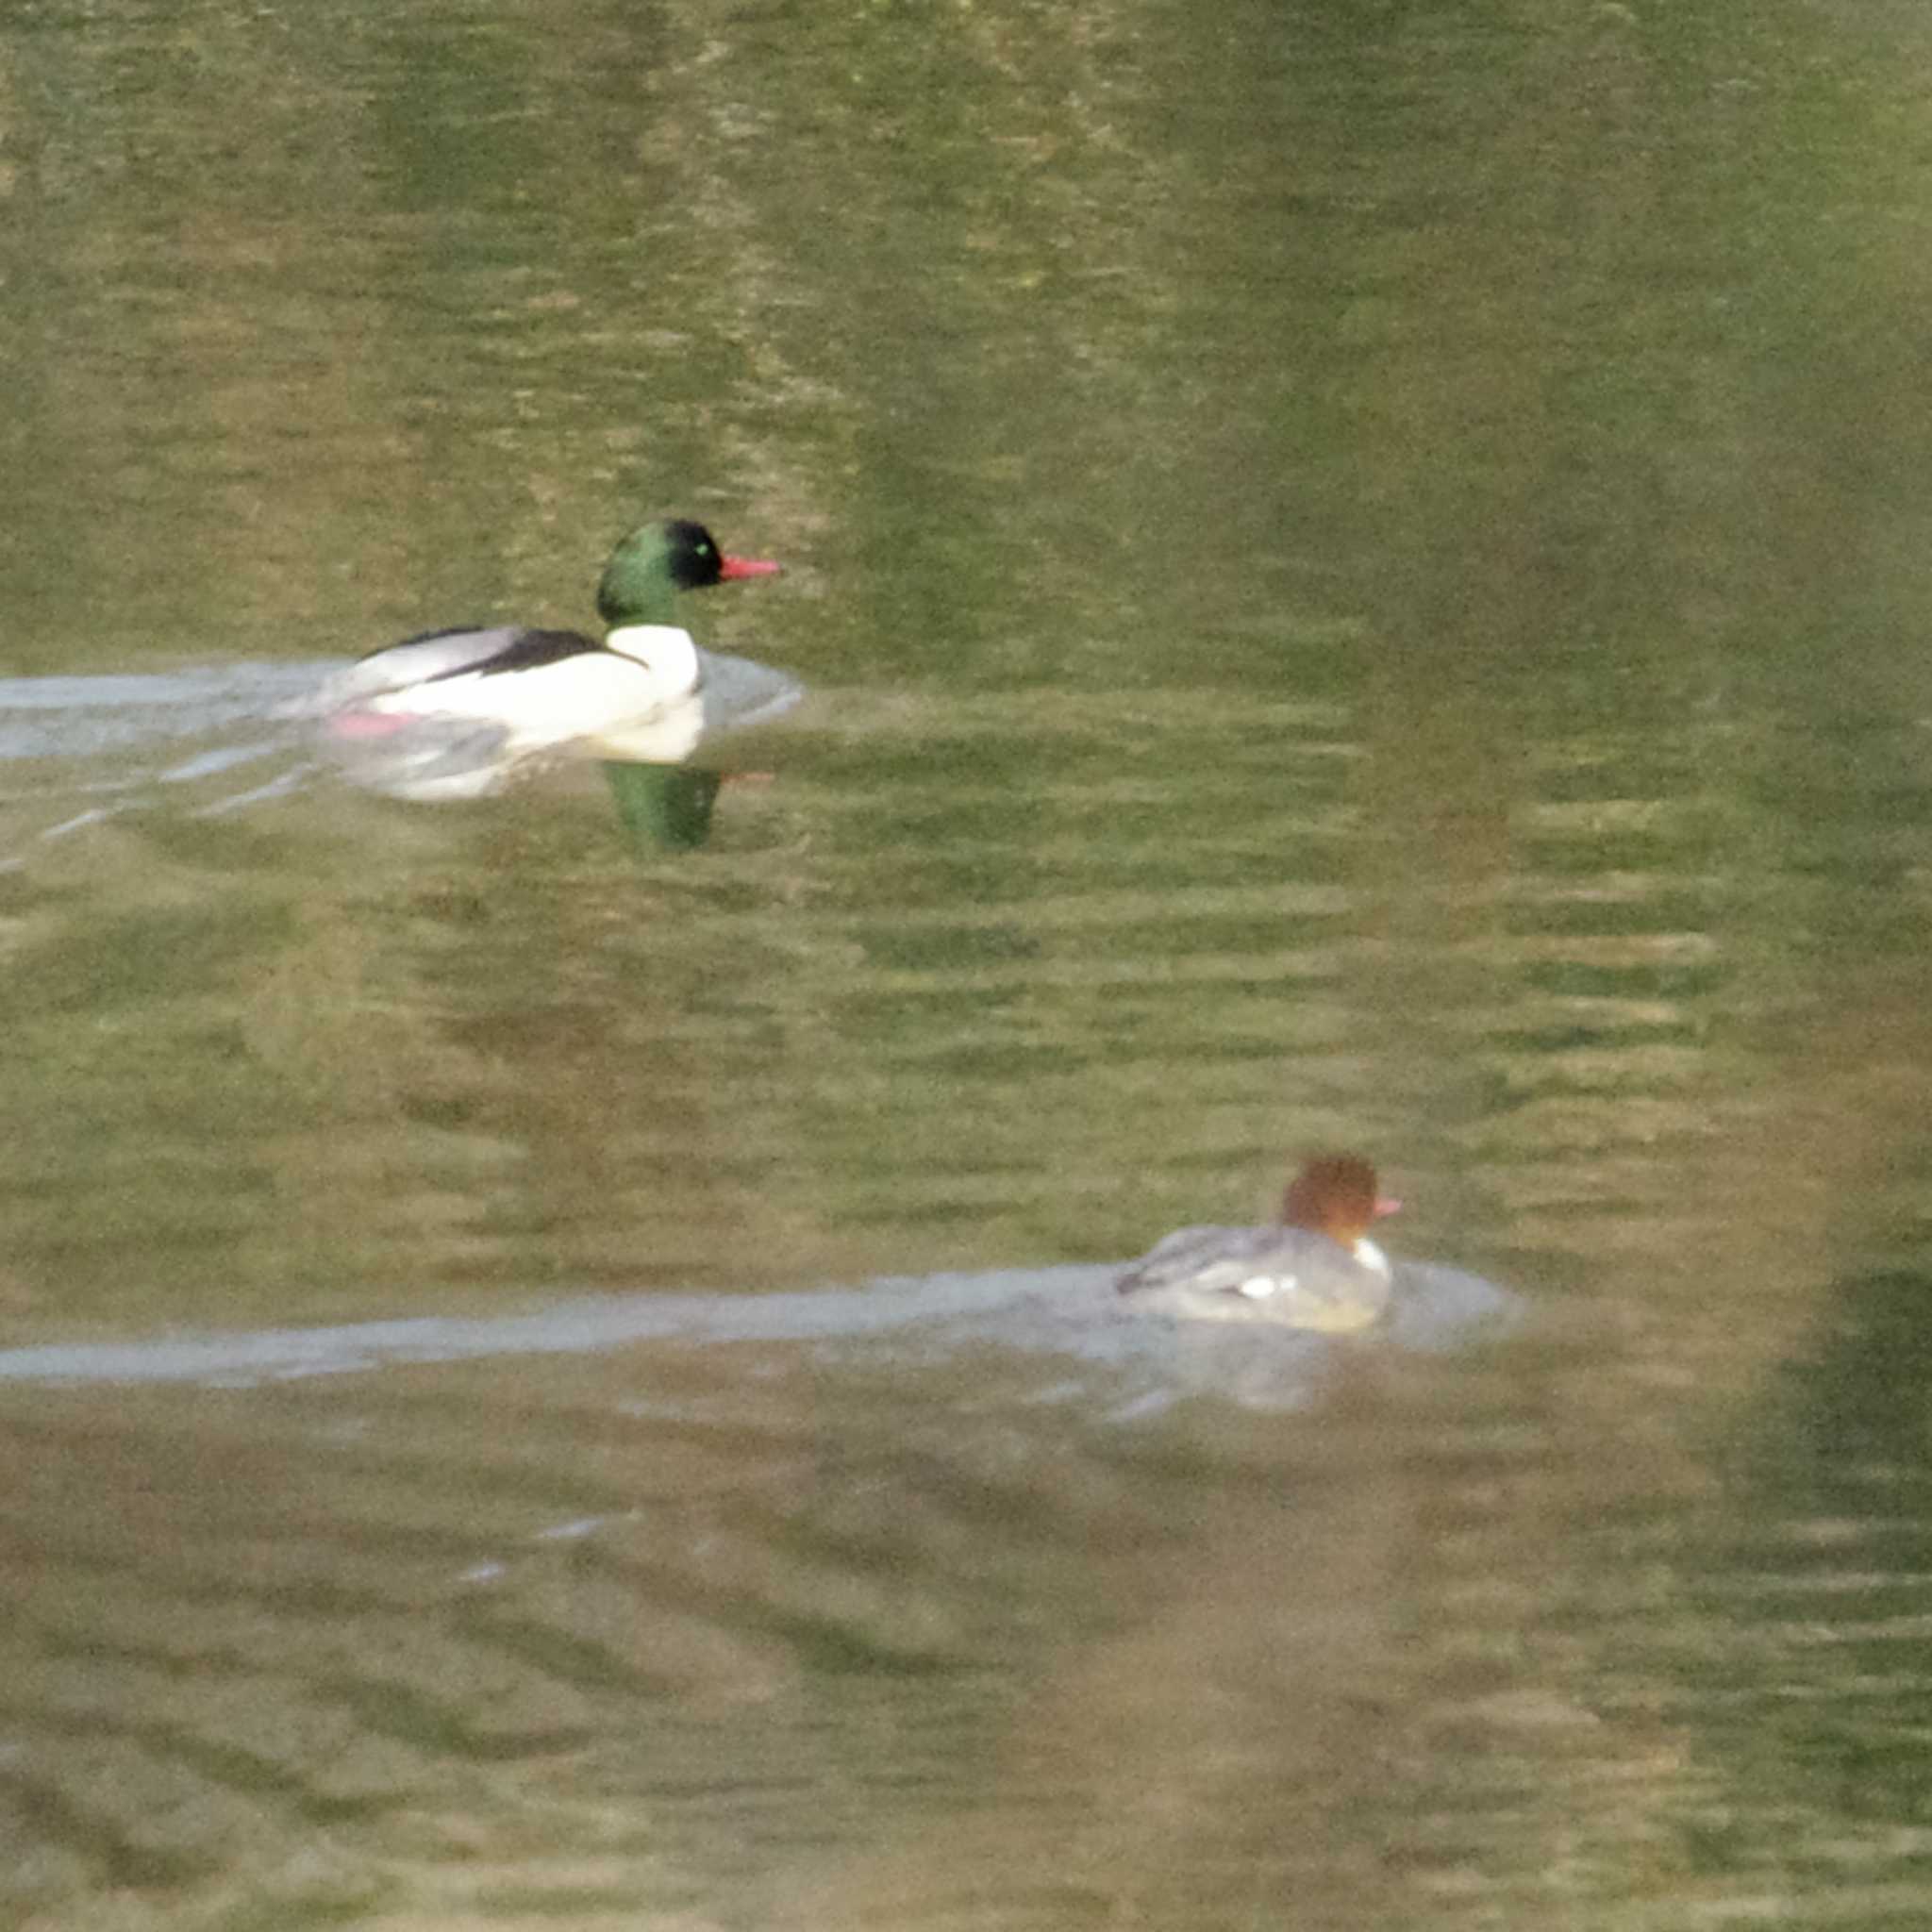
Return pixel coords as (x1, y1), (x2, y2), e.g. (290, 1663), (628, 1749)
(1116, 1153), (1402, 1331)
(320, 517), (787, 799)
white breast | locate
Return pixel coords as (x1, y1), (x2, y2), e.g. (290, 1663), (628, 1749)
(603, 625), (700, 698)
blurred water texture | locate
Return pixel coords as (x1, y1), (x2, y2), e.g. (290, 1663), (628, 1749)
(3, 0), (1932, 1925)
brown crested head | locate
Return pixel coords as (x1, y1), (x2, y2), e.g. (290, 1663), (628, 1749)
(1280, 1153), (1392, 1247)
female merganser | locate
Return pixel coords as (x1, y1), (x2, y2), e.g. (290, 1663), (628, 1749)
(1116, 1153), (1402, 1331)
(320, 518), (787, 799)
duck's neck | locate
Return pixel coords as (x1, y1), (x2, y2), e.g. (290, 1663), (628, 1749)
(601, 579), (678, 629)
(1285, 1214), (1366, 1249)
(605, 624), (700, 697)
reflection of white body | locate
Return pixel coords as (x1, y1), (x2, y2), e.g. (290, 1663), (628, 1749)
(1114, 1224), (1393, 1330)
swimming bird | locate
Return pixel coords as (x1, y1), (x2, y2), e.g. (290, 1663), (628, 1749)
(320, 517), (791, 799)
(1115, 1152), (1401, 1330)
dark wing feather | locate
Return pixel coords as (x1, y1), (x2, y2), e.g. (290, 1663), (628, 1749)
(438, 627), (600, 681)
(353, 625), (599, 688)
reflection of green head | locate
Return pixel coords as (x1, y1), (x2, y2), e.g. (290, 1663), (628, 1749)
(596, 519), (734, 627)
(603, 761), (723, 852)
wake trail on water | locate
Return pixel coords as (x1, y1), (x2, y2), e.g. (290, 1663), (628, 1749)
(0, 1263), (1518, 1412)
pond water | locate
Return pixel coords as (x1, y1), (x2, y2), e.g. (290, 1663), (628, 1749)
(4, 1), (1932, 1926)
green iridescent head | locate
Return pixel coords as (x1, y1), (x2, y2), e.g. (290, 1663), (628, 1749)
(595, 518), (779, 627)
